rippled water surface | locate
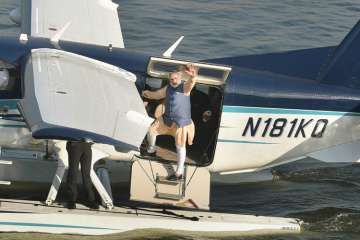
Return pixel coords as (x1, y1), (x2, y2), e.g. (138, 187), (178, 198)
(1, 0), (360, 239)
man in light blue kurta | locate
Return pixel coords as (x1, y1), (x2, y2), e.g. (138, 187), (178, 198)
(142, 64), (197, 180)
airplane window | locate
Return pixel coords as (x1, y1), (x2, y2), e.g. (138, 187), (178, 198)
(0, 69), (9, 90)
(153, 62), (178, 73)
(146, 77), (164, 89)
(0, 59), (21, 99)
(198, 68), (224, 80)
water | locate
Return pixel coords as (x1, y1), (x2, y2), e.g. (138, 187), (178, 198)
(118, 0), (359, 58)
(1, 0), (360, 239)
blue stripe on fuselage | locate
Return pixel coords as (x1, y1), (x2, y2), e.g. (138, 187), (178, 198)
(223, 105), (360, 116)
(0, 100), (18, 110)
(217, 139), (276, 144)
(0, 125), (26, 128)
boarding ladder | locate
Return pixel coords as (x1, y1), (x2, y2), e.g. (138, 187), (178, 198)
(130, 158), (210, 210)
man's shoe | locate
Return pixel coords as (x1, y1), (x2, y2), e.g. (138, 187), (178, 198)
(88, 201), (99, 210)
(67, 201), (76, 209)
(166, 174), (183, 181)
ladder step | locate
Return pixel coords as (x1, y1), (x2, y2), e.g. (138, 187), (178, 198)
(155, 192), (183, 200)
(156, 176), (182, 185)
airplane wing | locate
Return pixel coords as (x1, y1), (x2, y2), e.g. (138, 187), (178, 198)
(21, 0), (124, 48)
(18, 49), (152, 151)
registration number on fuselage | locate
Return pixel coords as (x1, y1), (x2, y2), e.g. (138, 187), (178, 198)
(242, 117), (328, 138)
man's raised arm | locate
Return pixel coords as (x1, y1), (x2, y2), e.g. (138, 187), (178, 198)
(183, 64), (197, 96)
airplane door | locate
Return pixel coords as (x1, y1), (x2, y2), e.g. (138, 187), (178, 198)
(144, 57), (230, 165)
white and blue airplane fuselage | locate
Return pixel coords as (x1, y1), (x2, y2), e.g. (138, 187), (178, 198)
(0, 32), (359, 176)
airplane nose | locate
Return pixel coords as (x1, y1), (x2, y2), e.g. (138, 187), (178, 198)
(9, 7), (21, 25)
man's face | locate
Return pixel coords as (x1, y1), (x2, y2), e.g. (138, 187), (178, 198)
(169, 72), (181, 87)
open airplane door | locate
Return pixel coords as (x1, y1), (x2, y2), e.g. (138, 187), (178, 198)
(18, 49), (152, 151)
(130, 57), (232, 210)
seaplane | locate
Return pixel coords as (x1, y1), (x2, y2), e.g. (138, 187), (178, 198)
(0, 0), (359, 236)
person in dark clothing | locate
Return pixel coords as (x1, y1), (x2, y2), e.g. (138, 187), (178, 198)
(66, 141), (99, 210)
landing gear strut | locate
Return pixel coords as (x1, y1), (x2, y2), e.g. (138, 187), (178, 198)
(45, 142), (114, 209)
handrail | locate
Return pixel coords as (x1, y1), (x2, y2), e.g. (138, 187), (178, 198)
(147, 57), (232, 86)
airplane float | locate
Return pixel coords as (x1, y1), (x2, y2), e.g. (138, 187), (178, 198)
(0, 0), (359, 236)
